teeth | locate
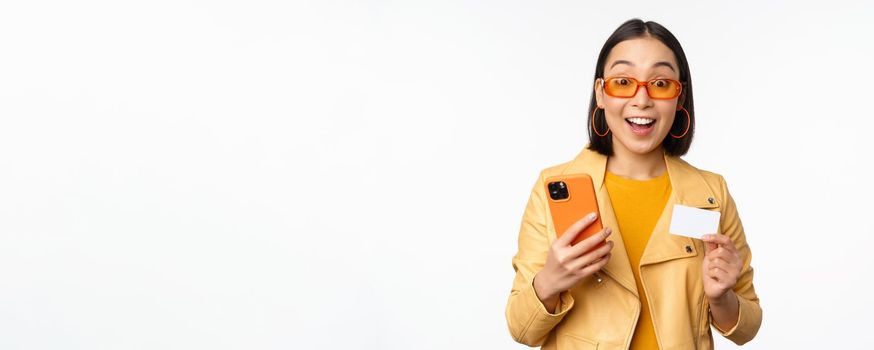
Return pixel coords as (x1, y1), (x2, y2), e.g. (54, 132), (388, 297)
(626, 117), (655, 125)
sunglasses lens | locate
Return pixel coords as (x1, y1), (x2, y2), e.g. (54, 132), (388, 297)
(604, 78), (638, 97)
(648, 79), (681, 99)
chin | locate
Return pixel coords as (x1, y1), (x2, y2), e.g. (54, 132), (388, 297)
(629, 144), (661, 155)
(615, 135), (664, 155)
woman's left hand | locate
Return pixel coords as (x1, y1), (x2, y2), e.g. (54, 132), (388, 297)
(701, 233), (742, 301)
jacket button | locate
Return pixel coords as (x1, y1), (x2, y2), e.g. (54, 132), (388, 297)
(707, 197), (715, 204)
(685, 245), (693, 253)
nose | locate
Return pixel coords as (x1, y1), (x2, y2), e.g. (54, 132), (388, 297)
(630, 83), (654, 109)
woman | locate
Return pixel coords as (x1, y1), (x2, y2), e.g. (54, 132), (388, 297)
(505, 19), (761, 349)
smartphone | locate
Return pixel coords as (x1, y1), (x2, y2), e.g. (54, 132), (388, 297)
(544, 174), (606, 249)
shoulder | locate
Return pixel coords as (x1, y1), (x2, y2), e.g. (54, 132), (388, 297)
(672, 156), (730, 195)
(537, 159), (576, 180)
(534, 147), (605, 181)
(695, 165), (726, 187)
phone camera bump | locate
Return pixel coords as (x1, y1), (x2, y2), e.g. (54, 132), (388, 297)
(547, 181), (569, 201)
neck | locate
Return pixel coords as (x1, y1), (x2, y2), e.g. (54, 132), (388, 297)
(606, 142), (667, 180)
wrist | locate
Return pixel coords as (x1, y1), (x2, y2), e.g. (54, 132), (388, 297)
(533, 272), (558, 301)
(708, 289), (737, 307)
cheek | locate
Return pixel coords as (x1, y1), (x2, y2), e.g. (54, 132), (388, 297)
(602, 101), (626, 123)
(658, 106), (677, 128)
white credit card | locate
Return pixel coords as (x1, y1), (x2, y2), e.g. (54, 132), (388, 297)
(668, 204), (721, 238)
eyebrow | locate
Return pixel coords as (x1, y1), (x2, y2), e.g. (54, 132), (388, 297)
(609, 60), (676, 72)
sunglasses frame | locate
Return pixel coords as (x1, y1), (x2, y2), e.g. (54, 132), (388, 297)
(598, 76), (684, 100)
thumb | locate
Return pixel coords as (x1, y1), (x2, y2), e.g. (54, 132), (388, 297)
(702, 233), (718, 253)
(705, 241), (718, 253)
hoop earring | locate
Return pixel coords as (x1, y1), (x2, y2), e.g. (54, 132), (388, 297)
(592, 107), (610, 137)
(671, 107), (691, 139)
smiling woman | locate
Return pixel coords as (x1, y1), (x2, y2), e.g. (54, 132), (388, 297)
(505, 19), (762, 350)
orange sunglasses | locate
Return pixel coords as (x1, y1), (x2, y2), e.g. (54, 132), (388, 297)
(599, 77), (683, 100)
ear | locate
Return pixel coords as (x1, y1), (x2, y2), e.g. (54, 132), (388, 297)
(594, 78), (604, 107)
(676, 88), (686, 110)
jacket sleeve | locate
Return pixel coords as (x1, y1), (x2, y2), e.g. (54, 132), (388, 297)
(505, 172), (575, 346)
(711, 175), (763, 345)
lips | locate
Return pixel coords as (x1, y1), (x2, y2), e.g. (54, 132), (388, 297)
(625, 117), (655, 136)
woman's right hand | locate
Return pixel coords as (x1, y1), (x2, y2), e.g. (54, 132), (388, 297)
(533, 212), (614, 312)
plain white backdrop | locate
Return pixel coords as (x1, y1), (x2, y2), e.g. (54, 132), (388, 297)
(1, 1), (873, 349)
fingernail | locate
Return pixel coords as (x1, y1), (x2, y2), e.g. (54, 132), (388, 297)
(606, 227), (612, 235)
(588, 212), (597, 220)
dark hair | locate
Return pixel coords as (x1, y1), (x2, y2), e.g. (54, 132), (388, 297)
(587, 19), (694, 157)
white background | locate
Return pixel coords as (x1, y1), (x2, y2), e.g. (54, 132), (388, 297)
(1, 1), (872, 349)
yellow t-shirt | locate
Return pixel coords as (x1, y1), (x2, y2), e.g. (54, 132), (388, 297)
(605, 170), (672, 350)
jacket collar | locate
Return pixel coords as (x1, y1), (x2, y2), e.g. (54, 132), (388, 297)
(559, 147), (718, 209)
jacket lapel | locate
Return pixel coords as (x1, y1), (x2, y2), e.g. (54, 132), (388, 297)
(559, 148), (638, 296)
(558, 147), (720, 297)
(639, 155), (719, 266)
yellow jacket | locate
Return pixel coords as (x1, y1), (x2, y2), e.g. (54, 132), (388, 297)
(505, 147), (762, 349)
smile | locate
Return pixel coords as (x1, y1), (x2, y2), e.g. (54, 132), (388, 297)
(625, 117), (655, 136)
(625, 117), (655, 125)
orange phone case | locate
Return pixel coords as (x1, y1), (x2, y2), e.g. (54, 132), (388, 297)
(544, 173), (606, 249)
